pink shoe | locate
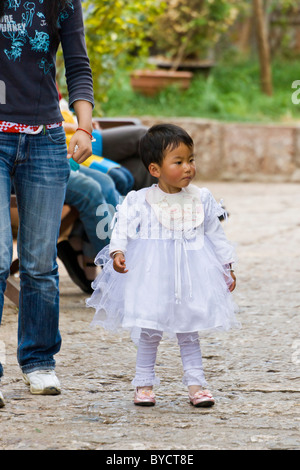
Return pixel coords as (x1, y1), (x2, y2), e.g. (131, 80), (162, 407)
(189, 389), (215, 408)
(134, 388), (156, 406)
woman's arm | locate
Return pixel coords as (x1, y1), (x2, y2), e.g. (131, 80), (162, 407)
(59, 0), (94, 163)
(67, 100), (93, 163)
(59, 0), (94, 109)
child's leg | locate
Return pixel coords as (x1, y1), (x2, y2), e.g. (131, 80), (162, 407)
(177, 332), (208, 390)
(132, 329), (163, 388)
(177, 332), (215, 407)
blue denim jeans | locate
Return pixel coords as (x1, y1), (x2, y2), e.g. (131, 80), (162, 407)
(65, 166), (120, 259)
(108, 166), (134, 195)
(0, 127), (70, 377)
(92, 129), (134, 195)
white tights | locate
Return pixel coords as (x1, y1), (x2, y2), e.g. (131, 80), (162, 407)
(132, 329), (208, 388)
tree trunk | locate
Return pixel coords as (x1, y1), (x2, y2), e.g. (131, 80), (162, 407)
(253, 0), (273, 96)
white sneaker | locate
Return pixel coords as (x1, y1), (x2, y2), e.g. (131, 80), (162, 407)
(0, 390), (5, 408)
(22, 370), (61, 395)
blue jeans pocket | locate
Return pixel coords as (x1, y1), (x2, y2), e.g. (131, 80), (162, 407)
(46, 126), (67, 145)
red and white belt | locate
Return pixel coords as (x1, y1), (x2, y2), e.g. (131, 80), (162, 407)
(0, 121), (62, 134)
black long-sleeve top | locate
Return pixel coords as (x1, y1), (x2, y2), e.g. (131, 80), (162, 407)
(0, 0), (94, 125)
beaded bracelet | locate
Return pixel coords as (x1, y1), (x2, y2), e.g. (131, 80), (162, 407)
(76, 127), (93, 140)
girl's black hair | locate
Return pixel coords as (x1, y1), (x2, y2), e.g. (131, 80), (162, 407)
(139, 123), (194, 170)
(0, 0), (68, 40)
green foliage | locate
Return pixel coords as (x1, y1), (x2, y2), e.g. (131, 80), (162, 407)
(150, 0), (247, 63)
(55, 0), (300, 114)
(101, 59), (300, 123)
(56, 0), (164, 113)
(82, 0), (165, 113)
(268, 0), (299, 12)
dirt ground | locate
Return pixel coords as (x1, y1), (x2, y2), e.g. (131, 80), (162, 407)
(0, 182), (299, 451)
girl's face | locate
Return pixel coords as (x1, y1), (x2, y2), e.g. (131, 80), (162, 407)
(149, 142), (196, 193)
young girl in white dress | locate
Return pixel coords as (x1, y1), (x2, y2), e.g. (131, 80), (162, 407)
(87, 124), (239, 408)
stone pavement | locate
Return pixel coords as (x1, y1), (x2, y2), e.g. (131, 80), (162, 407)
(0, 182), (299, 450)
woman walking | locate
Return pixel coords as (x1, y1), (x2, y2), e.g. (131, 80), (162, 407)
(0, 0), (94, 406)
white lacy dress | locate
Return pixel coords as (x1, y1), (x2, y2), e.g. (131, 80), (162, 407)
(87, 184), (240, 344)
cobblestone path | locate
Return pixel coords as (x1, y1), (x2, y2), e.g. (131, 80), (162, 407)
(0, 183), (299, 450)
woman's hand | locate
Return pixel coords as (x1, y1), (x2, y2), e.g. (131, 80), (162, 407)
(112, 252), (128, 273)
(67, 130), (92, 164)
(67, 99), (93, 163)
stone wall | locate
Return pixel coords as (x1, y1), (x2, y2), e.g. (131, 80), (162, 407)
(140, 117), (300, 182)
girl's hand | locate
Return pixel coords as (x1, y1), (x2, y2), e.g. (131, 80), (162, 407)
(228, 271), (236, 292)
(112, 252), (128, 273)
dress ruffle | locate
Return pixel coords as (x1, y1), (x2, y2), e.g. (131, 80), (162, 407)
(87, 244), (240, 345)
(86, 185), (240, 345)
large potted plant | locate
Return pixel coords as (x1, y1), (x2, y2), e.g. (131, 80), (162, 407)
(130, 0), (242, 96)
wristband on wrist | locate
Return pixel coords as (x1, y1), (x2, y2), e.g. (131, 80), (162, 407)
(76, 127), (93, 140)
